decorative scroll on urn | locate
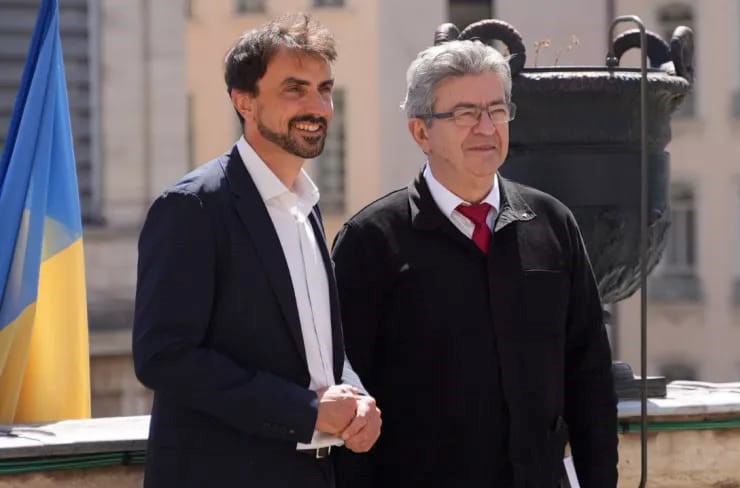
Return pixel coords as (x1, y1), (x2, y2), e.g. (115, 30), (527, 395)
(434, 20), (694, 303)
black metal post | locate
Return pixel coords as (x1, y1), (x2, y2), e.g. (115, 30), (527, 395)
(607, 15), (649, 488)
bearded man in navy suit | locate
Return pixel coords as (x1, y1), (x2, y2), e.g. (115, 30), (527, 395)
(133, 13), (380, 488)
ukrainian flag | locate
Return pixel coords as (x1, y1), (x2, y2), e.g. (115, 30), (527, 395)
(0, 0), (90, 423)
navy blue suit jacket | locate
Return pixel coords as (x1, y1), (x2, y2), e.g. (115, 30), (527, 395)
(133, 146), (357, 487)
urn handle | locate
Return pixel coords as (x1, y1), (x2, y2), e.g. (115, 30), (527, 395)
(609, 27), (694, 83)
(433, 19), (527, 76)
(670, 26), (694, 84)
(610, 29), (671, 68)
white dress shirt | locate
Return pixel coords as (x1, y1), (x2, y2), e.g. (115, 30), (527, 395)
(423, 164), (500, 237)
(237, 137), (346, 449)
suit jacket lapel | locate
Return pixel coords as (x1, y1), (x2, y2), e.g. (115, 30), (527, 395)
(308, 209), (345, 383)
(222, 147), (307, 365)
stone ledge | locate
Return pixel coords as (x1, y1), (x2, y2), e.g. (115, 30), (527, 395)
(618, 381), (740, 421)
(0, 416), (148, 460)
(1, 382), (739, 460)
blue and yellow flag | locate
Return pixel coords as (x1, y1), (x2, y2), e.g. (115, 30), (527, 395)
(0, 0), (90, 423)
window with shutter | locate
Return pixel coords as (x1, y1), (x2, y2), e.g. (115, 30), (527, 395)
(313, 88), (345, 215)
(448, 0), (493, 30)
(650, 182), (703, 302)
(0, 0), (101, 222)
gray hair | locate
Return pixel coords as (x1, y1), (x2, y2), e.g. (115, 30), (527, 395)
(401, 40), (512, 119)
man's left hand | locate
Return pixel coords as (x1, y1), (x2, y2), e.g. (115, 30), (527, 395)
(340, 396), (381, 453)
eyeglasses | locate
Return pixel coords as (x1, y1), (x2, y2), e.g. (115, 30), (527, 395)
(416, 102), (517, 127)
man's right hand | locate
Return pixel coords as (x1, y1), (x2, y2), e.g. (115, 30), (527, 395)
(314, 384), (360, 435)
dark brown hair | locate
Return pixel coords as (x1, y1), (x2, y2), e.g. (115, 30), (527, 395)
(224, 13), (337, 123)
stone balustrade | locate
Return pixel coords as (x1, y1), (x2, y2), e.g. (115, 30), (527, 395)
(0, 382), (739, 487)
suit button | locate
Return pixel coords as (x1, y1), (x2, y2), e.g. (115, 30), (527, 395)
(288, 429), (295, 435)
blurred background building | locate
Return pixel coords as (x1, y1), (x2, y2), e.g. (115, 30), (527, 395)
(1, 0), (188, 416)
(188, 0), (740, 384)
(0, 0), (738, 416)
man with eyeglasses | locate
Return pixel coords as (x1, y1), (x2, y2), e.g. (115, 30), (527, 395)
(332, 40), (617, 487)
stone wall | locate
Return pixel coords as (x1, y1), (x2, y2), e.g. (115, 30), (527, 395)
(618, 430), (740, 487)
(0, 467), (143, 488)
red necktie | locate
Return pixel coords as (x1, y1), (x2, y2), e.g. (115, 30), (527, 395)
(456, 203), (492, 254)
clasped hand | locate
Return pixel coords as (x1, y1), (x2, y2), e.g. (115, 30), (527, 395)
(315, 384), (382, 453)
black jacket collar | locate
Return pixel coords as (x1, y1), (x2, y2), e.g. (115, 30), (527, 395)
(408, 170), (536, 233)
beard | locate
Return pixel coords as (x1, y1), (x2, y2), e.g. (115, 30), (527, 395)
(257, 115), (328, 159)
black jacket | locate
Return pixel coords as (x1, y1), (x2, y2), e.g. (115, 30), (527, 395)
(133, 147), (360, 487)
(332, 173), (618, 487)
